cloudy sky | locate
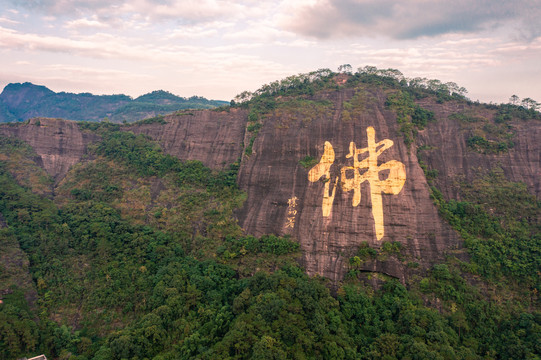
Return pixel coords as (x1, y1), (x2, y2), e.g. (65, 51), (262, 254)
(1, 0), (540, 103)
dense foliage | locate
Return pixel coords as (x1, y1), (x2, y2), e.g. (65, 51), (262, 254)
(385, 90), (435, 147)
(232, 66), (469, 107)
(431, 170), (541, 289)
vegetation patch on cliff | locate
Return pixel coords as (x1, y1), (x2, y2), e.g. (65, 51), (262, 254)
(0, 137), (53, 195)
(385, 90), (435, 147)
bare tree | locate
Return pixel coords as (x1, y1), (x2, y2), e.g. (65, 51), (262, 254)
(337, 64), (353, 74)
(509, 94), (520, 105)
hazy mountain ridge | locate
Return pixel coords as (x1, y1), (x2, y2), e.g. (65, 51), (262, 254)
(0, 82), (229, 123)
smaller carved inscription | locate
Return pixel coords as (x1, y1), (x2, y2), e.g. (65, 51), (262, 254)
(285, 196), (299, 229)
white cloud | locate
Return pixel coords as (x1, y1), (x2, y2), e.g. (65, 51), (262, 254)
(120, 0), (244, 22)
(10, 0), (252, 25)
(65, 16), (109, 29)
(0, 16), (20, 24)
(166, 24), (221, 40)
(40, 64), (153, 86)
(0, 26), (138, 59)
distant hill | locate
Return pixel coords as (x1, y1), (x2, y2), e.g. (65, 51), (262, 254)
(0, 82), (229, 123)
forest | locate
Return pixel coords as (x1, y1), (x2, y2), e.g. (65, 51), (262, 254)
(0, 67), (540, 359)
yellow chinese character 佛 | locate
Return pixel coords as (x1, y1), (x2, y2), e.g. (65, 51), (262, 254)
(340, 126), (406, 240)
(307, 127), (406, 240)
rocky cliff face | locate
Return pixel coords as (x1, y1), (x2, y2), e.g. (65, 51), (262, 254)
(236, 87), (460, 282)
(127, 109), (247, 170)
(416, 99), (541, 200)
(1, 85), (539, 283)
(0, 118), (99, 182)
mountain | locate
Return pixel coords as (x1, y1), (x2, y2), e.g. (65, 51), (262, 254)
(0, 68), (540, 359)
(0, 82), (229, 123)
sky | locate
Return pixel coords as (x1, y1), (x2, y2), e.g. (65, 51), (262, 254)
(1, 0), (540, 104)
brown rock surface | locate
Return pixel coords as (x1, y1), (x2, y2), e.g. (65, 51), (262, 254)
(416, 99), (541, 200)
(0, 117), (99, 182)
(127, 109), (247, 170)
(236, 88), (460, 282)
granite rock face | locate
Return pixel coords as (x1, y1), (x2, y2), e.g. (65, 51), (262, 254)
(0, 117), (99, 182)
(416, 99), (541, 200)
(127, 109), (247, 170)
(235, 88), (460, 282)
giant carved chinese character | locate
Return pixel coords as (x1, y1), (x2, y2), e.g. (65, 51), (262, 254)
(308, 126), (406, 240)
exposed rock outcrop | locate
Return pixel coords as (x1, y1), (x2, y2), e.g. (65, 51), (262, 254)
(236, 87), (460, 282)
(128, 109), (247, 170)
(0, 117), (99, 182)
(416, 99), (541, 200)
